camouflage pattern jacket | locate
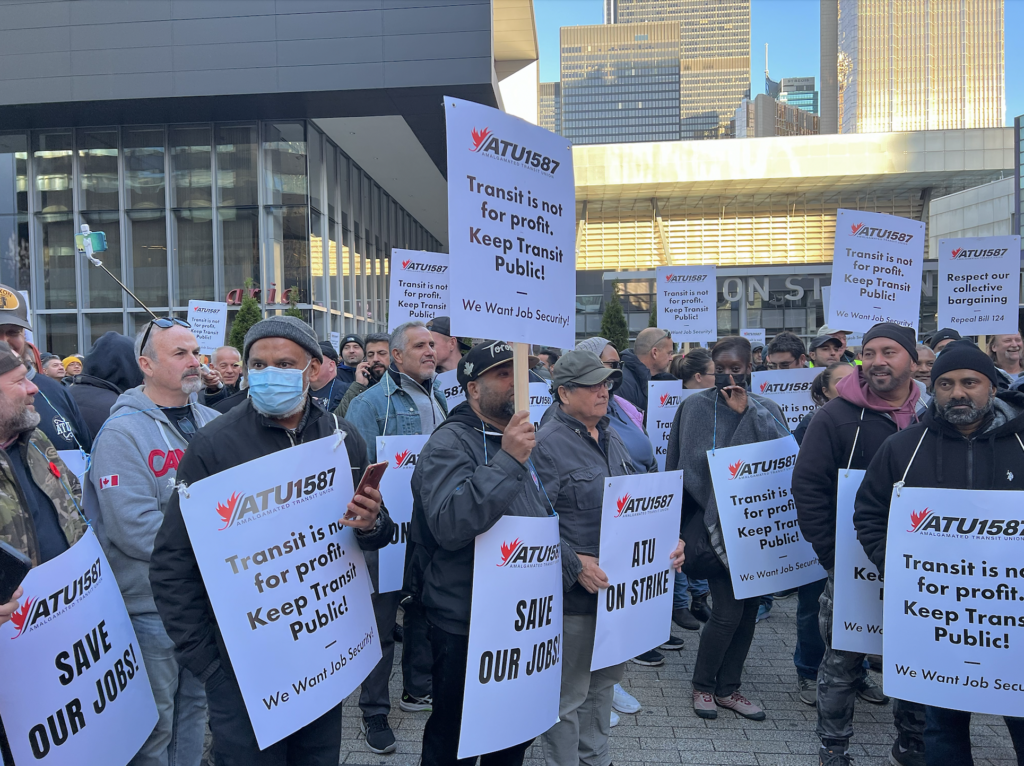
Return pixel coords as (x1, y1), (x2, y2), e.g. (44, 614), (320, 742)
(0, 429), (86, 565)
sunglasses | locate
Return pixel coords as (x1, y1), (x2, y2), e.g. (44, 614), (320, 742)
(140, 318), (190, 355)
(603, 361), (622, 370)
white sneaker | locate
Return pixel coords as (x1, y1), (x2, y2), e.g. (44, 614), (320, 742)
(612, 683), (641, 714)
(610, 709), (620, 728)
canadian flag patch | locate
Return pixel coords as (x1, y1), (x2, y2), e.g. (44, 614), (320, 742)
(100, 475), (119, 489)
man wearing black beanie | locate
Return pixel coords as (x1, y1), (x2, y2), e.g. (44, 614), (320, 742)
(854, 339), (1024, 766)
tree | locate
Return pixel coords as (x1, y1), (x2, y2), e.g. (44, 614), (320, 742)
(228, 278), (263, 355)
(648, 292), (658, 327)
(284, 287), (304, 319)
(601, 281), (629, 351)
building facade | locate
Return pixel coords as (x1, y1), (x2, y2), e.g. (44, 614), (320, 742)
(829, 0), (1005, 134)
(559, 22), (682, 145)
(734, 94), (819, 138)
(539, 82), (562, 136)
(779, 77), (819, 116)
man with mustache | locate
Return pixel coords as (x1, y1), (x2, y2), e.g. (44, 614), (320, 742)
(854, 340), (1024, 765)
(333, 333), (390, 417)
(87, 318), (219, 766)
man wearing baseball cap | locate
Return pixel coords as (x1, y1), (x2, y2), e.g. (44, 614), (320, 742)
(818, 324), (856, 364)
(408, 340), (549, 765)
(0, 283), (92, 454)
(309, 340), (346, 412)
(532, 350), (684, 765)
(150, 316), (394, 765)
(854, 340), (1024, 765)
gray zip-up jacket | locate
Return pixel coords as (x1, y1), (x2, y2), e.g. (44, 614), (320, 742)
(533, 405), (635, 614)
(87, 386), (218, 615)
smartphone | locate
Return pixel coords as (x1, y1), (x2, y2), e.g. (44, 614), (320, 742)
(0, 540), (32, 605)
(354, 461), (388, 498)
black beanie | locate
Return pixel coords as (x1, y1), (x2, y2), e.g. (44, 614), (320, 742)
(862, 322), (918, 362)
(930, 340), (998, 388)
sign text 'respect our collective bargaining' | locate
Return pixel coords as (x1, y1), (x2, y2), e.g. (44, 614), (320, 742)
(937, 235), (1022, 335)
(882, 487), (1024, 716)
(387, 250), (449, 332)
(828, 209), (925, 333)
(445, 96), (576, 349)
(0, 529), (158, 766)
(707, 436), (826, 598)
(656, 265), (717, 342)
(178, 439), (381, 749)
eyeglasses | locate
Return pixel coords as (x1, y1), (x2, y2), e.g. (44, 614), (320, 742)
(582, 380), (615, 391)
(140, 318), (190, 356)
(176, 417), (196, 437)
(603, 361), (622, 370)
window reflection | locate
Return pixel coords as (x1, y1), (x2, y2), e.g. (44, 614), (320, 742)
(81, 211), (123, 309)
(127, 209), (168, 307)
(264, 123), (306, 206)
(124, 128), (165, 210)
(34, 132), (73, 214)
(265, 206), (308, 307)
(174, 208), (214, 302)
(216, 125), (258, 207)
(39, 213), (75, 309)
(78, 130), (119, 212)
(42, 313), (78, 357)
(220, 207), (259, 294)
(170, 126), (212, 209)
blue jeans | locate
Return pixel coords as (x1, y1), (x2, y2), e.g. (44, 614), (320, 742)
(924, 706), (1024, 766)
(794, 578), (827, 680)
(130, 613), (207, 766)
(672, 571), (709, 610)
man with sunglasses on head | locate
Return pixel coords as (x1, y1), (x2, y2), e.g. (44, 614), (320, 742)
(87, 316), (220, 766)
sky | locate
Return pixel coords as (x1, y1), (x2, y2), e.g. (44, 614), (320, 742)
(535, 0), (1024, 126)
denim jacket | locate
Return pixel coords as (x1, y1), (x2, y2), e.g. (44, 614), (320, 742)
(345, 368), (448, 463)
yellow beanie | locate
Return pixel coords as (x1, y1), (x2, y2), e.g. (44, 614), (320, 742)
(62, 356), (80, 368)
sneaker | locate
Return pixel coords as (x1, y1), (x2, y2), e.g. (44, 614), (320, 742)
(756, 602), (771, 622)
(798, 675), (817, 706)
(714, 691), (766, 721)
(672, 607), (701, 630)
(888, 734), (925, 766)
(855, 675), (888, 705)
(692, 690), (717, 719)
(631, 649), (665, 666)
(610, 709), (620, 728)
(689, 594), (712, 623)
(399, 691), (433, 712)
(819, 743), (854, 765)
(660, 635), (684, 651)
(612, 683), (641, 714)
(393, 623), (404, 643)
(360, 715), (397, 754)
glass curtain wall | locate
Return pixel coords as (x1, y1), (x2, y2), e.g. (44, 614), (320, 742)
(4, 121), (440, 354)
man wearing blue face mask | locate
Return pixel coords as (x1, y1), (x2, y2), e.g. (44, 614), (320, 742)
(150, 316), (395, 766)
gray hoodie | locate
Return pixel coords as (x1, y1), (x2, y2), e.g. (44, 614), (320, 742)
(86, 386), (219, 616)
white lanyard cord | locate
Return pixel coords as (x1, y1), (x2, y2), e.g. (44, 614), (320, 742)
(844, 408), (865, 477)
(893, 429), (928, 497)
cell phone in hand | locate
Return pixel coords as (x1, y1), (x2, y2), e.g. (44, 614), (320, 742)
(354, 461), (388, 499)
(0, 540), (32, 604)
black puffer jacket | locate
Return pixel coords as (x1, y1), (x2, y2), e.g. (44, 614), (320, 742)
(854, 391), (1024, 575)
(617, 349), (650, 414)
(150, 396), (394, 678)
(69, 332), (144, 437)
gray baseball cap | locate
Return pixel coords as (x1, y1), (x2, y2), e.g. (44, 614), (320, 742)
(551, 350), (621, 390)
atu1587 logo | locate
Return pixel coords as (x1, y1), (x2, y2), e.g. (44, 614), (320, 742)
(949, 247), (1009, 259)
(728, 455), (797, 480)
(394, 449), (418, 469)
(401, 259), (448, 273)
(908, 508), (1024, 537)
(758, 381), (811, 394)
(663, 273), (708, 283)
(849, 222), (914, 243)
(659, 393), (683, 408)
(497, 537), (560, 568)
(614, 493), (675, 518)
(469, 127), (561, 175)
(216, 468), (337, 530)
(10, 557), (103, 639)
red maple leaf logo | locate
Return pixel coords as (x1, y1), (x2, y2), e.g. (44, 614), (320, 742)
(665, 274), (673, 282)
(10, 597), (34, 639)
(216, 491), (243, 531)
(615, 494), (631, 517)
(851, 223), (865, 235)
(470, 127), (491, 151)
(728, 460), (744, 479)
(395, 450), (410, 467)
(909, 508), (931, 532)
(660, 393), (669, 406)
(498, 538), (521, 566)
(402, 259), (411, 269)
(951, 248), (962, 258)
(759, 380), (769, 393)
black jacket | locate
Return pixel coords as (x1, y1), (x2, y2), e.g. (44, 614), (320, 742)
(211, 388), (248, 413)
(68, 331), (145, 438)
(335, 364), (358, 396)
(310, 375), (346, 413)
(149, 396), (394, 678)
(617, 350), (651, 414)
(31, 371), (93, 454)
(854, 392), (1024, 575)
(69, 375), (121, 439)
(792, 396), (903, 570)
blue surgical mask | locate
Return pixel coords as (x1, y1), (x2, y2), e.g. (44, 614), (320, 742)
(247, 362), (310, 417)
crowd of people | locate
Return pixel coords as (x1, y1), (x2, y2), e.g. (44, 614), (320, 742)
(0, 275), (1022, 766)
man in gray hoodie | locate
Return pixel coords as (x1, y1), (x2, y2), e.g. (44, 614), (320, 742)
(87, 319), (219, 766)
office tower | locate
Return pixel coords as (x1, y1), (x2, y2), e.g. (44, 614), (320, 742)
(735, 94), (819, 137)
(560, 22), (682, 145)
(820, 0), (839, 133)
(779, 77), (819, 115)
(829, 0), (1004, 133)
(539, 82), (561, 135)
(605, 0), (751, 140)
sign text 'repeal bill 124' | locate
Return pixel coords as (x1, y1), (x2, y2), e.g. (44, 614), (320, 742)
(445, 96), (576, 349)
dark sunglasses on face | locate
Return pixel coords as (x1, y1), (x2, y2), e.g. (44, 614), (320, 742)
(141, 318), (191, 355)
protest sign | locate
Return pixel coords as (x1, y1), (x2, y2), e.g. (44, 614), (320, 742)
(376, 435), (429, 593)
(187, 300), (229, 356)
(445, 96), (575, 349)
(388, 250), (449, 331)
(178, 439), (380, 748)
(831, 470), (883, 653)
(0, 529), (158, 766)
(937, 236), (1022, 335)
(18, 290), (33, 345)
(57, 449), (88, 483)
(827, 209), (924, 333)
(741, 328), (766, 347)
(751, 368), (819, 432)
(592, 471), (683, 670)
(329, 332), (340, 354)
(882, 487), (1024, 716)
(436, 368), (466, 410)
(655, 266), (716, 342)
(460, 515), (562, 758)
(529, 381), (553, 429)
(646, 381), (700, 471)
(707, 436), (826, 598)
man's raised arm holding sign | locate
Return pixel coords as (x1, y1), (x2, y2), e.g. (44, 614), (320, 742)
(150, 317), (393, 766)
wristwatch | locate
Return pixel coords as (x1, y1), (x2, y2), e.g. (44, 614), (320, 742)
(357, 511), (383, 535)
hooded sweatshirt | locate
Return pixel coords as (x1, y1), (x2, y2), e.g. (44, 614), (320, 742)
(835, 368), (920, 429)
(69, 332), (144, 438)
(86, 386), (218, 615)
